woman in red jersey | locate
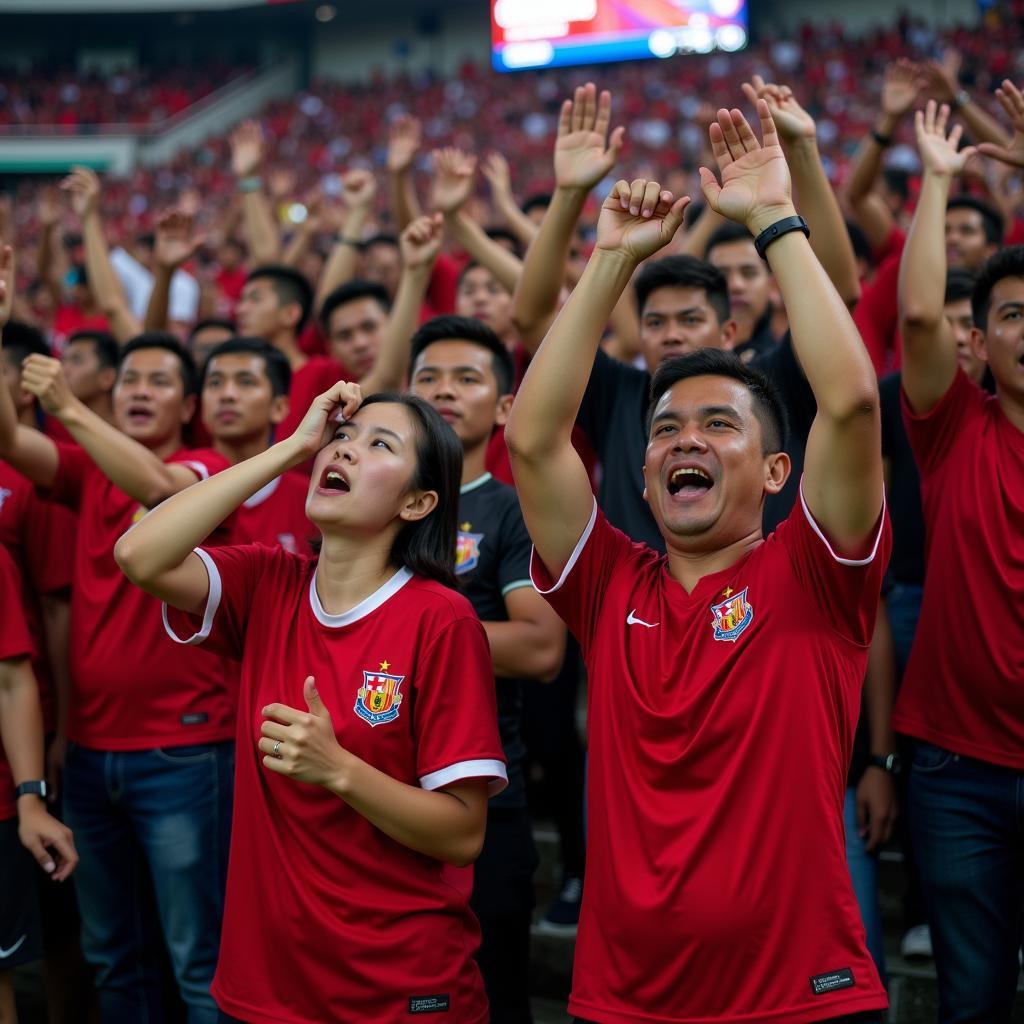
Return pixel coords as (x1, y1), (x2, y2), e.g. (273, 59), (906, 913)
(115, 381), (507, 1024)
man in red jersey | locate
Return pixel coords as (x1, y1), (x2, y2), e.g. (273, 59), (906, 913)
(894, 94), (1024, 1023)
(200, 336), (317, 552)
(0, 242), (233, 1022)
(506, 102), (889, 1024)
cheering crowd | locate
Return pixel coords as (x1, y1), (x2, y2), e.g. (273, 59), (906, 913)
(1, 26), (1023, 1024)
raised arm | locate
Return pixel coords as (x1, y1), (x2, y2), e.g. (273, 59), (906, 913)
(512, 83), (624, 354)
(35, 187), (67, 308)
(144, 209), (205, 332)
(360, 214), (443, 395)
(843, 60), (922, 252)
(743, 76), (860, 307)
(921, 50), (1010, 148)
(977, 79), (1024, 169)
(386, 114), (423, 232)
(898, 102), (976, 414)
(701, 102), (882, 551)
(481, 152), (539, 250)
(314, 170), (377, 311)
(61, 168), (141, 344)
(506, 180), (688, 577)
(230, 120), (281, 266)
(431, 148), (522, 294)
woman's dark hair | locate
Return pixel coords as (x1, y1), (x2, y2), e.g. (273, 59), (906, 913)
(315, 393), (462, 589)
(647, 349), (788, 454)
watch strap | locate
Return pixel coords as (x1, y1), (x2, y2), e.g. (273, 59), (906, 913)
(753, 215), (810, 261)
(15, 779), (48, 799)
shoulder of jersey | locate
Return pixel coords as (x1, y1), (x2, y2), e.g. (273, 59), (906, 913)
(404, 574), (480, 624)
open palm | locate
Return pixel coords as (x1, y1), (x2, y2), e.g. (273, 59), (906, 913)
(595, 180), (689, 262)
(554, 83), (624, 191)
(916, 100), (975, 177)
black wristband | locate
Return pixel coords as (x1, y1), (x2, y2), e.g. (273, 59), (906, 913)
(753, 215), (809, 261)
(870, 129), (892, 148)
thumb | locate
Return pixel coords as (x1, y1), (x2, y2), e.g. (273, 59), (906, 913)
(698, 168), (721, 211)
(23, 832), (56, 874)
(606, 125), (626, 160)
(304, 675), (328, 717)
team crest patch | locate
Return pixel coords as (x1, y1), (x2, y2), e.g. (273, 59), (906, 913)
(355, 663), (405, 726)
(710, 587), (754, 642)
(455, 526), (484, 575)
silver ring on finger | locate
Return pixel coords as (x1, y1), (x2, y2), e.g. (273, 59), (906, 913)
(272, 739), (282, 759)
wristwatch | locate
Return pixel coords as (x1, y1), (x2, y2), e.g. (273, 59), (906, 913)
(952, 89), (970, 109)
(15, 780), (48, 799)
(867, 753), (902, 775)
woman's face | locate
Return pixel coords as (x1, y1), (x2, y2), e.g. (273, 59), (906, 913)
(306, 401), (423, 534)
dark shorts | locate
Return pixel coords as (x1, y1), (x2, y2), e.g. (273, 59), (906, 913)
(0, 816), (44, 970)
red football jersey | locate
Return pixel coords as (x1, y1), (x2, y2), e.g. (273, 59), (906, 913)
(531, 491), (890, 1024)
(49, 443), (237, 750)
(894, 370), (1024, 768)
(0, 461), (75, 730)
(164, 546), (507, 1024)
(232, 473), (318, 554)
(0, 546), (36, 821)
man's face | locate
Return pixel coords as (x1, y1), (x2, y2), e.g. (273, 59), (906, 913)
(945, 208), (996, 270)
(974, 276), (1024, 400)
(456, 267), (513, 340)
(201, 352), (286, 443)
(62, 339), (115, 403)
(218, 242), (243, 271)
(945, 298), (985, 384)
(326, 297), (388, 379)
(638, 285), (734, 375)
(236, 279), (292, 342)
(112, 348), (193, 448)
(363, 243), (401, 299)
(643, 376), (787, 549)
(188, 325), (235, 369)
(409, 340), (509, 450)
(707, 239), (773, 344)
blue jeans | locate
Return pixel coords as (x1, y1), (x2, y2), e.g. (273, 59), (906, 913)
(885, 583), (923, 676)
(844, 787), (886, 987)
(64, 741), (233, 1024)
(908, 741), (1024, 1023)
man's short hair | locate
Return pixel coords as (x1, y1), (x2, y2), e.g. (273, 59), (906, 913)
(522, 193), (552, 217)
(189, 317), (235, 341)
(971, 245), (1024, 328)
(944, 268), (977, 306)
(485, 226), (523, 259)
(245, 265), (314, 330)
(319, 280), (392, 331)
(947, 196), (1004, 246)
(201, 337), (292, 397)
(704, 221), (757, 259)
(363, 233), (399, 252)
(409, 315), (515, 397)
(634, 255), (731, 324)
(119, 332), (198, 396)
(647, 349), (788, 454)
(67, 329), (119, 369)
(2, 321), (50, 365)
(882, 168), (911, 203)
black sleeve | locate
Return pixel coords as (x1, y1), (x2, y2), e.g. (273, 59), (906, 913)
(577, 348), (646, 459)
(879, 373), (901, 460)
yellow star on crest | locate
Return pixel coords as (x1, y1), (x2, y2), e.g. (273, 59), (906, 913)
(379, 660), (391, 672)
(460, 522), (471, 532)
(722, 587), (734, 598)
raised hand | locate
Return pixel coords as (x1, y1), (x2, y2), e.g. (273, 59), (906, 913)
(881, 59), (924, 119)
(21, 354), (76, 418)
(482, 151), (514, 203)
(554, 82), (625, 191)
(230, 120), (264, 178)
(154, 208), (205, 271)
(595, 179), (689, 263)
(341, 168), (377, 213)
(699, 102), (795, 235)
(431, 147), (476, 215)
(921, 49), (962, 105)
(387, 114), (422, 174)
(289, 380), (364, 460)
(37, 186), (63, 229)
(60, 166), (101, 221)
(0, 244), (14, 328)
(741, 75), (815, 143)
(915, 100), (976, 177)
(400, 212), (444, 271)
(977, 79), (1024, 169)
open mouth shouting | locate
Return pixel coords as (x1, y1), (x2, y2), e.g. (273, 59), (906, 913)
(666, 464), (715, 503)
(125, 404), (155, 426)
(317, 466), (351, 496)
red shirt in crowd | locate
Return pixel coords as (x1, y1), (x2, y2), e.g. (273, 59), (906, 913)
(854, 247), (903, 377)
(531, 492), (890, 1024)
(51, 306), (110, 355)
(277, 355), (345, 443)
(0, 546), (36, 822)
(894, 370), (1024, 768)
(49, 443), (236, 750)
(164, 547), (506, 1024)
(232, 473), (318, 553)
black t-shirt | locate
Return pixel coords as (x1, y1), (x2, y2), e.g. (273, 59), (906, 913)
(456, 473), (532, 809)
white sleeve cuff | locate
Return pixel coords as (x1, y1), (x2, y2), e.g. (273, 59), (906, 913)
(798, 482), (886, 567)
(530, 499), (598, 595)
(420, 759), (508, 797)
(161, 548), (223, 646)
(178, 460), (211, 481)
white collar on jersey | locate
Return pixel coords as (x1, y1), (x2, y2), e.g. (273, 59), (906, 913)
(242, 475), (282, 509)
(459, 472), (492, 495)
(308, 565), (413, 628)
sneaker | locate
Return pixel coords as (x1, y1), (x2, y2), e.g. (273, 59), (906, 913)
(536, 875), (583, 936)
(900, 924), (933, 960)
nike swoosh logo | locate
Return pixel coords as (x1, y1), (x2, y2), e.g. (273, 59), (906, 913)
(0, 934), (26, 959)
(626, 610), (659, 628)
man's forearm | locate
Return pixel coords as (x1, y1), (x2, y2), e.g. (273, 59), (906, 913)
(143, 266), (173, 332)
(315, 209), (368, 311)
(898, 172), (951, 328)
(388, 169), (420, 233)
(0, 663), (45, 787)
(863, 598), (897, 754)
(482, 619), (562, 682)
(241, 190), (281, 266)
(361, 264), (433, 394)
(448, 212), (522, 294)
(82, 215), (139, 342)
(958, 97), (1010, 148)
(844, 112), (898, 206)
